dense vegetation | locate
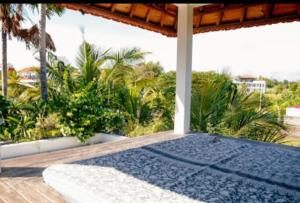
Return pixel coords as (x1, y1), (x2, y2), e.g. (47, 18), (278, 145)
(1, 41), (298, 144)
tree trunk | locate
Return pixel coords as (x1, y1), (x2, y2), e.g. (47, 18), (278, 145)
(39, 4), (48, 101)
(1, 29), (7, 97)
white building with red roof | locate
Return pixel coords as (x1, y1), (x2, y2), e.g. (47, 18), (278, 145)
(233, 74), (266, 94)
(17, 67), (39, 85)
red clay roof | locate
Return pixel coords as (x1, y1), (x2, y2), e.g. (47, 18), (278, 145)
(18, 67), (39, 73)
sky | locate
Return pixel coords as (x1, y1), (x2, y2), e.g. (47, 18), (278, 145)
(3, 9), (300, 81)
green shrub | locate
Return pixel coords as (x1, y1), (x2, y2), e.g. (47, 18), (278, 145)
(30, 113), (61, 140)
(0, 98), (36, 143)
(95, 109), (128, 135)
(0, 95), (11, 118)
(57, 81), (106, 142)
(127, 117), (172, 137)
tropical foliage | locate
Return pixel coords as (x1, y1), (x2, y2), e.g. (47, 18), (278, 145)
(0, 40), (291, 145)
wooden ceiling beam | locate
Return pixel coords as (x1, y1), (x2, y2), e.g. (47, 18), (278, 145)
(194, 6), (203, 28)
(265, 4), (274, 19)
(160, 13), (165, 27)
(111, 4), (117, 12)
(59, 3), (176, 37)
(193, 3), (270, 15)
(146, 8), (152, 22)
(240, 6), (248, 22)
(194, 4), (244, 15)
(57, 3), (300, 37)
(146, 3), (176, 17)
(194, 14), (300, 34)
(195, 14), (202, 28)
(216, 4), (224, 25)
(129, 4), (137, 18)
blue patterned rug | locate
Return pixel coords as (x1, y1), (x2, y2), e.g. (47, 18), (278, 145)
(43, 133), (300, 203)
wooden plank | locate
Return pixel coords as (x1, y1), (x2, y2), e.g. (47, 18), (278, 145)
(24, 180), (67, 203)
(5, 179), (53, 203)
(0, 132), (183, 203)
(2, 132), (180, 169)
(0, 181), (28, 203)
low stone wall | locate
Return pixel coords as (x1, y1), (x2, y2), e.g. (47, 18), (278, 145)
(285, 116), (300, 137)
(0, 133), (128, 160)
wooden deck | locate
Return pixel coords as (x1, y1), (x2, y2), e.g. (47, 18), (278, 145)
(0, 132), (183, 203)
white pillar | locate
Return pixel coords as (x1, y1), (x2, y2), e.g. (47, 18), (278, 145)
(174, 4), (193, 134)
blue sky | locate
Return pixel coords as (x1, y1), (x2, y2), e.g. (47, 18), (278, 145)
(5, 9), (300, 81)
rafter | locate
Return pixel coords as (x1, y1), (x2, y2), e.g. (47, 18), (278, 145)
(129, 4), (137, 18)
(146, 3), (176, 16)
(160, 13), (165, 27)
(216, 4), (224, 25)
(56, 3), (300, 37)
(193, 3), (273, 16)
(195, 14), (300, 34)
(195, 14), (202, 28)
(265, 4), (274, 19)
(146, 8), (152, 22)
(59, 4), (176, 37)
(111, 4), (117, 13)
(240, 6), (248, 22)
(194, 4), (243, 15)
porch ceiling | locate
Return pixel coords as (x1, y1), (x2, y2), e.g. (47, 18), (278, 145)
(57, 3), (300, 37)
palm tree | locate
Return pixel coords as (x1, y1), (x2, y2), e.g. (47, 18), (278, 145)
(34, 4), (64, 101)
(0, 4), (22, 97)
(0, 4), (57, 98)
(105, 47), (149, 84)
(39, 4), (47, 101)
(1, 25), (7, 97)
(191, 72), (237, 132)
(190, 71), (287, 143)
(75, 42), (109, 86)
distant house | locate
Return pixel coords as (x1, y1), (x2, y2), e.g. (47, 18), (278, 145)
(17, 67), (39, 85)
(233, 74), (266, 93)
